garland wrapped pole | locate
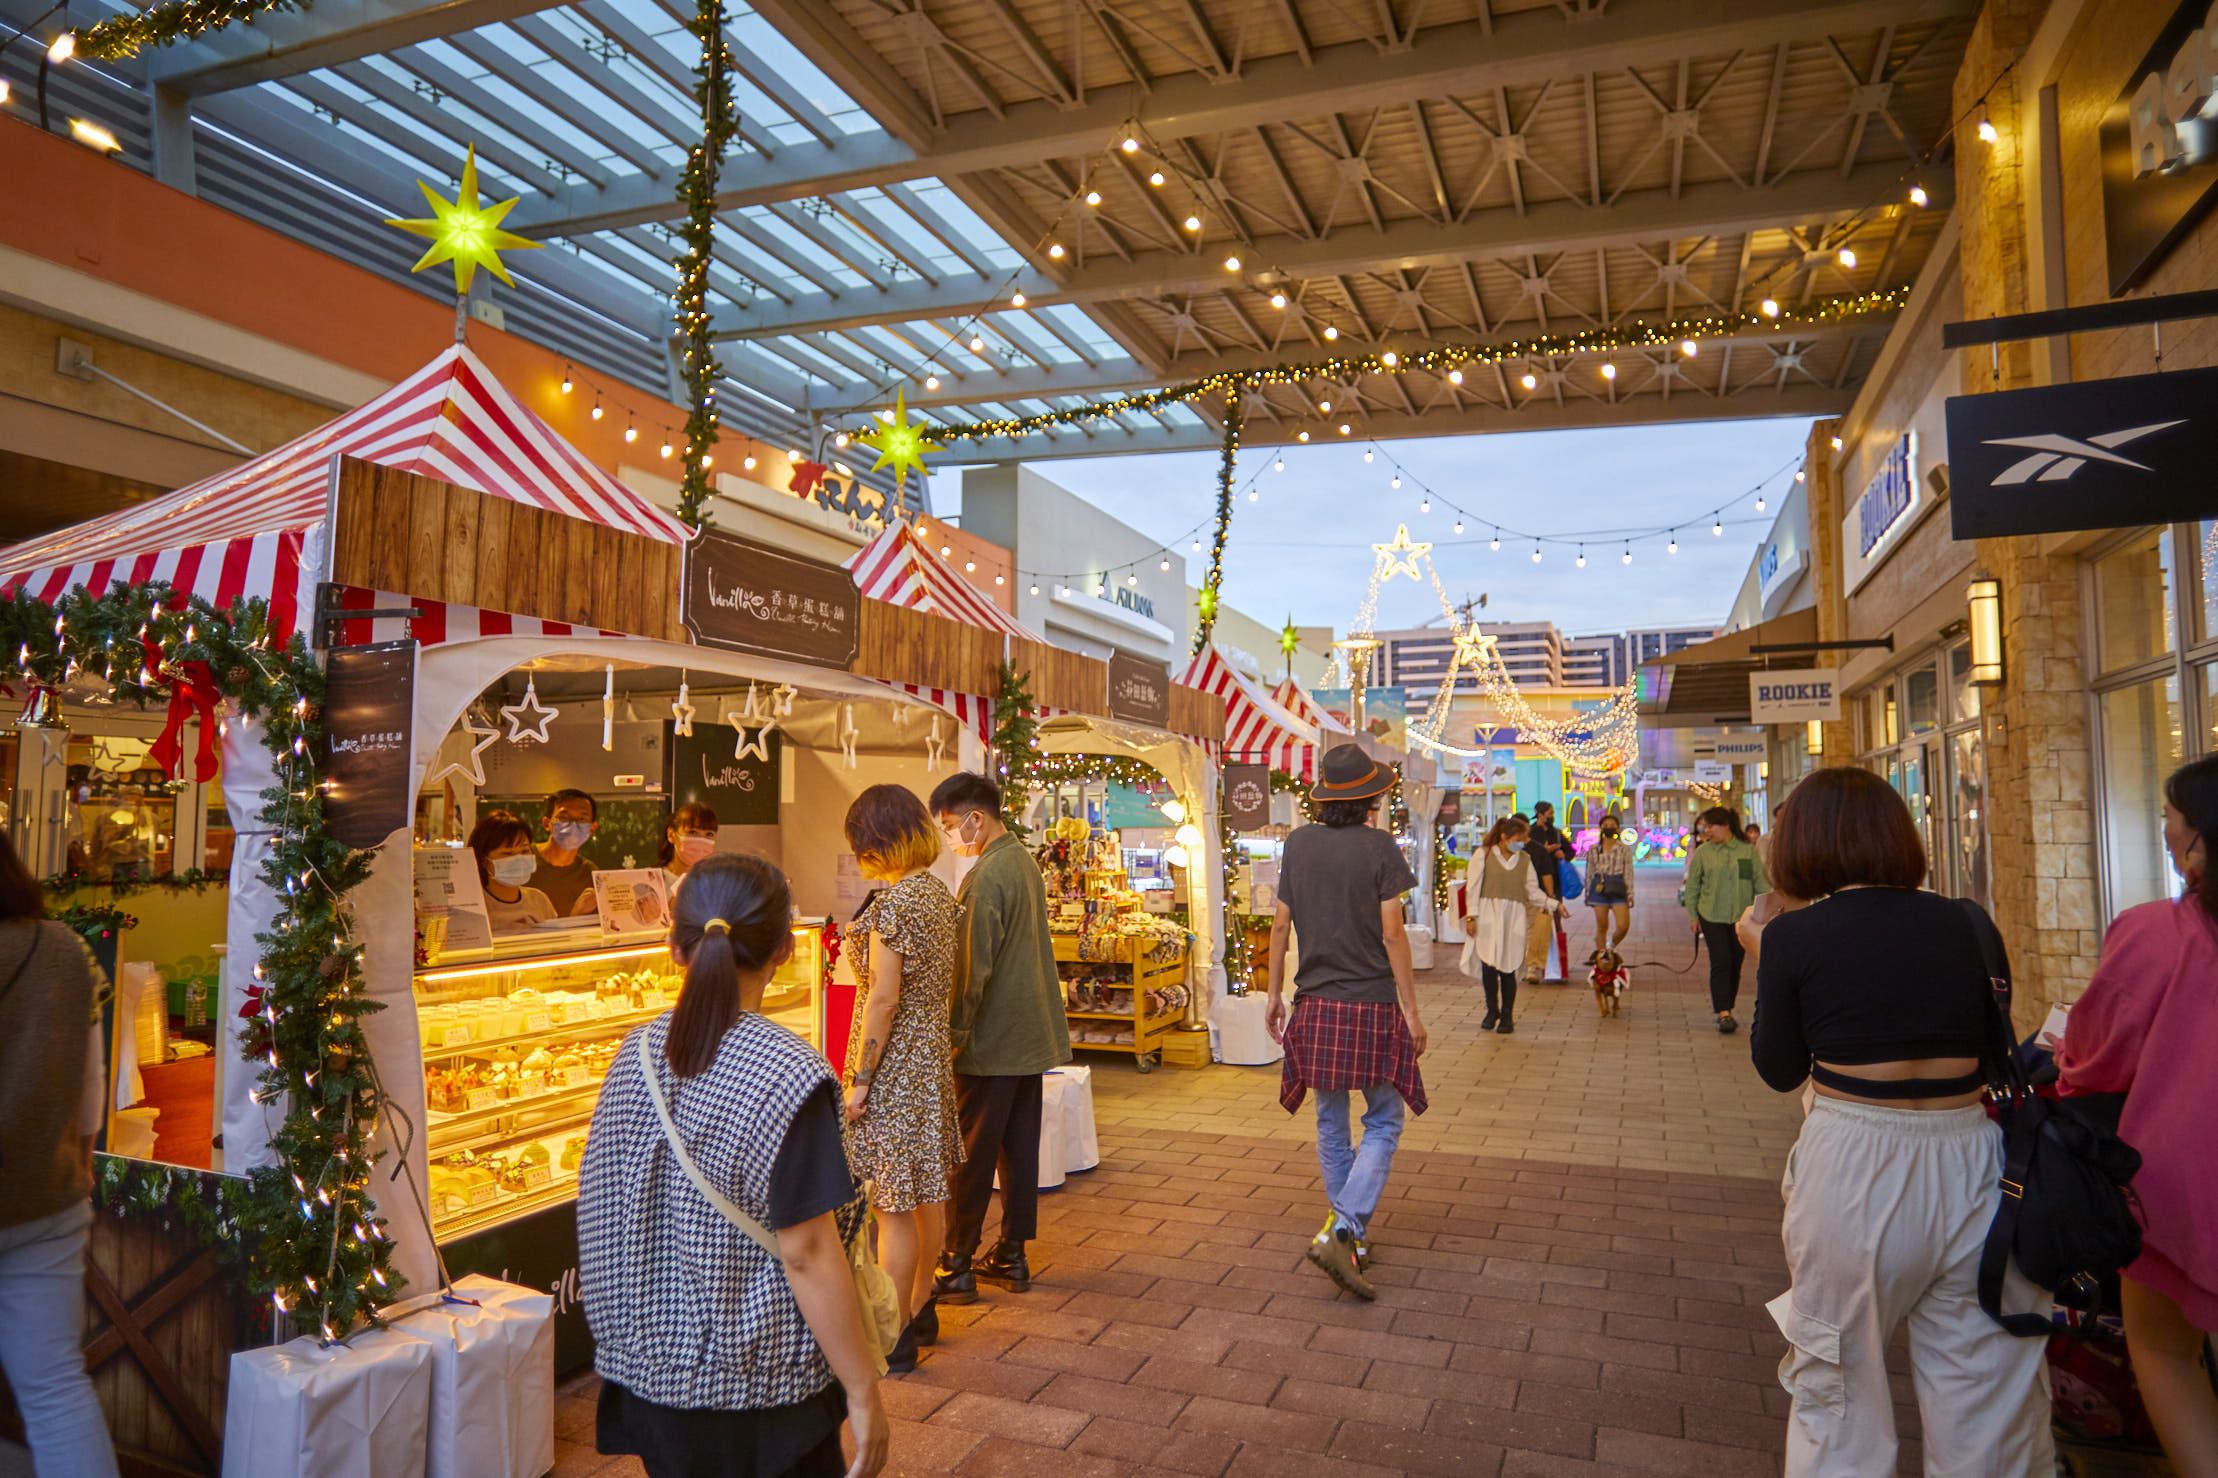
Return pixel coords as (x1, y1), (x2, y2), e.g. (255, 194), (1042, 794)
(991, 662), (1039, 839)
(675, 0), (738, 527)
(0, 587), (398, 1338)
(75, 0), (303, 57)
(1193, 387), (1240, 655)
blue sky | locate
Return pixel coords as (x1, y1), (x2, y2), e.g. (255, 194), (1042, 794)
(942, 416), (1817, 638)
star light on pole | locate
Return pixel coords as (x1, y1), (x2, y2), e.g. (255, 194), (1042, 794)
(385, 146), (540, 296)
(1371, 524), (1432, 582)
(857, 390), (941, 492)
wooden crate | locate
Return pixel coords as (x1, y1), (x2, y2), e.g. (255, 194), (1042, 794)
(1157, 1030), (1212, 1069)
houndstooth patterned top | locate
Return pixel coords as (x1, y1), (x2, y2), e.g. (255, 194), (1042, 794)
(579, 1011), (862, 1410)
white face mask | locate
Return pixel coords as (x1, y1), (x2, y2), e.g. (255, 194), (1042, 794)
(675, 834), (716, 866)
(490, 854), (537, 888)
(942, 814), (986, 858)
(550, 820), (593, 851)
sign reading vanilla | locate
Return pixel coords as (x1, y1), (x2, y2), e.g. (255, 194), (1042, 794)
(1750, 669), (1842, 725)
(682, 527), (860, 669)
(1106, 649), (1171, 727)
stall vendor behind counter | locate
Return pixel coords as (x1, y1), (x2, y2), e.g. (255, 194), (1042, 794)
(532, 789), (602, 917)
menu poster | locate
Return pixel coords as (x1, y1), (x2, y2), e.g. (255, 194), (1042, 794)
(324, 641), (418, 849)
(680, 527), (861, 669)
(594, 868), (672, 936)
(1106, 649), (1170, 727)
(669, 722), (781, 825)
(415, 845), (493, 955)
(1224, 763), (1271, 832)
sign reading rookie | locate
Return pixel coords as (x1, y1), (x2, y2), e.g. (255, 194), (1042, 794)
(1749, 668), (1842, 724)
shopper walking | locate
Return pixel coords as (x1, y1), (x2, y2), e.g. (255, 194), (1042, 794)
(1457, 813), (1560, 1034)
(1684, 805), (1767, 1032)
(1263, 745), (1428, 1300)
(580, 854), (888, 1478)
(0, 833), (120, 1478)
(1750, 769), (2051, 1475)
(2058, 754), (2218, 1476)
(1583, 813), (1635, 958)
(928, 773), (1069, 1305)
(838, 786), (964, 1373)
(1527, 801), (1572, 982)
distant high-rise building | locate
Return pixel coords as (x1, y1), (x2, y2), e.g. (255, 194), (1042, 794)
(1370, 621), (1719, 703)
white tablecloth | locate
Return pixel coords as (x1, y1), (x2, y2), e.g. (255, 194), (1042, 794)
(996, 1065), (1099, 1190)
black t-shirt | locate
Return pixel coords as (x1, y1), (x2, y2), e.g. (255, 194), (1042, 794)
(529, 852), (597, 916)
(1527, 822), (1565, 895)
(767, 1082), (859, 1230)
(1278, 821), (1419, 1003)
(1751, 889), (2000, 1092)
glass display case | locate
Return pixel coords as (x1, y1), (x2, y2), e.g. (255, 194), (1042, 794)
(413, 921), (828, 1241)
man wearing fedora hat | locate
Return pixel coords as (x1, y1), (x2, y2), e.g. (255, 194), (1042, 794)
(1262, 743), (1428, 1301)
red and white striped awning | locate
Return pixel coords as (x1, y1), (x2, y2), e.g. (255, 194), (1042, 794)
(845, 523), (1041, 643)
(1273, 677), (1349, 736)
(1182, 644), (1319, 780)
(0, 344), (688, 643)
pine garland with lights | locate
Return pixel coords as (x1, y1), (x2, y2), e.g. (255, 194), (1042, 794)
(46, 867), (228, 898)
(1193, 388), (1239, 655)
(674, 0), (739, 527)
(75, 0), (303, 58)
(1028, 753), (1166, 790)
(0, 585), (399, 1339)
(95, 1155), (259, 1285)
(991, 662), (1039, 839)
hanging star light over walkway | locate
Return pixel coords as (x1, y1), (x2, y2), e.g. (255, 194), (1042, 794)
(386, 146), (540, 296)
(1372, 524), (1432, 582)
(857, 390), (941, 492)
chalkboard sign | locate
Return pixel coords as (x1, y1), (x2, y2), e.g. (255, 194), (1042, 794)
(1224, 763), (1271, 832)
(669, 722), (781, 826)
(1106, 649), (1170, 727)
(324, 641), (417, 849)
(680, 527), (860, 669)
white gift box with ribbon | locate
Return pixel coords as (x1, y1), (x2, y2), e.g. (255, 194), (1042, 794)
(392, 1274), (556, 1478)
(221, 1325), (433, 1478)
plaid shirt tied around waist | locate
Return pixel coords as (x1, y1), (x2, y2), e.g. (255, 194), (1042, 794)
(1278, 998), (1428, 1115)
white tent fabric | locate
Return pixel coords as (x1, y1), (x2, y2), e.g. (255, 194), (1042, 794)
(217, 716), (286, 1173)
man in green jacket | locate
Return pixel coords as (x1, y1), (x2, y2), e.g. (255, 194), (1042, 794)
(1684, 805), (1769, 1034)
(928, 771), (1070, 1304)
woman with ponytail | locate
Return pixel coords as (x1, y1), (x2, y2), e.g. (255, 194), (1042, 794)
(2059, 755), (2218, 1474)
(580, 854), (888, 1477)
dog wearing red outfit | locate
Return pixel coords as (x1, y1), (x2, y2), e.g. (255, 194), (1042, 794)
(1590, 949), (1629, 1017)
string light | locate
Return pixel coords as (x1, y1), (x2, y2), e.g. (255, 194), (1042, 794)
(924, 375), (940, 390)
(559, 365), (573, 394)
(1621, 547), (1633, 565)
(1223, 255), (1242, 271)
(1830, 435), (1844, 451)
(1668, 531), (1679, 554)
(1908, 183), (1929, 207)
(1755, 494), (1767, 512)
(1489, 531), (1501, 552)
(1712, 515), (1723, 536)
(1011, 291), (1027, 307)
(1047, 243), (1065, 258)
(1270, 292), (1287, 309)
(1148, 170), (1166, 186)
(1380, 351), (1399, 367)
(1448, 368), (1463, 385)
(1530, 544), (1543, 564)
(1575, 546), (1586, 568)
(1520, 372), (1538, 390)
(1976, 111), (1997, 144)
(1453, 519), (1464, 534)
(1085, 190), (1102, 206)
(589, 397), (604, 422)
(1600, 361), (1617, 380)
(1121, 136), (1140, 153)
(623, 418), (638, 443)
(1274, 457), (1285, 472)
(1679, 338), (1698, 357)
(1183, 214), (1202, 232)
(1322, 325), (1339, 341)
(1837, 247), (1858, 269)
(1363, 449), (1374, 463)
(48, 31), (76, 61)
(1760, 297), (1781, 317)
(660, 438), (674, 459)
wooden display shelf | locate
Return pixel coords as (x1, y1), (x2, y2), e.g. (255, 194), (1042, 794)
(1052, 928), (1189, 1072)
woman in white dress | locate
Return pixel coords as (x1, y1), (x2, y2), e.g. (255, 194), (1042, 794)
(1456, 814), (1560, 1035)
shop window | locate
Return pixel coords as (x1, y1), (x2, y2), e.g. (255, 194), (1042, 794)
(1887, 746), (1937, 888)
(2099, 675), (2183, 915)
(1903, 665), (1940, 736)
(2201, 520), (2218, 645)
(2094, 531), (2175, 673)
(1949, 728), (1989, 906)
(65, 733), (181, 881)
(2203, 663), (2218, 755)
(1948, 644), (1981, 724)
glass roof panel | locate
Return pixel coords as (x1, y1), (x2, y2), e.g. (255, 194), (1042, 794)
(728, 3), (876, 135)
(902, 184), (1023, 270)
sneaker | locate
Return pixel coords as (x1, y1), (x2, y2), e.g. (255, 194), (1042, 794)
(1305, 1217), (1377, 1301)
(1353, 1236), (1372, 1272)
(1717, 1012), (1738, 1035)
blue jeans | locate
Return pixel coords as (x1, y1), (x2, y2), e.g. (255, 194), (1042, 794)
(0, 1202), (119, 1478)
(1312, 1085), (1405, 1238)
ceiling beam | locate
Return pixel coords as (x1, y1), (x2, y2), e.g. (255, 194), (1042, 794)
(710, 161), (1938, 339)
(941, 382), (1856, 461)
(809, 315), (1897, 413)
(514, 0), (1975, 235)
(146, 0), (574, 95)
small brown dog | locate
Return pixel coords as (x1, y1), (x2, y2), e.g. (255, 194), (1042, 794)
(1590, 949), (1630, 1017)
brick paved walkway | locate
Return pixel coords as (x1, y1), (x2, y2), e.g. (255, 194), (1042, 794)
(549, 874), (2166, 1477)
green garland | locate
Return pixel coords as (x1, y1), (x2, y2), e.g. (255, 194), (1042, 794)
(674, 0), (739, 527)
(1029, 753), (1165, 790)
(56, 901), (137, 947)
(76, 0), (303, 59)
(94, 1155), (256, 1282)
(1193, 388), (1239, 655)
(45, 867), (228, 898)
(0, 585), (398, 1339)
(991, 662), (1039, 840)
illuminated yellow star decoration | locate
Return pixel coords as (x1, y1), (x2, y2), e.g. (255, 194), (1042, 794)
(1280, 616), (1301, 659)
(1453, 623), (1497, 665)
(857, 391), (941, 492)
(385, 146), (540, 295)
(1372, 524), (1433, 582)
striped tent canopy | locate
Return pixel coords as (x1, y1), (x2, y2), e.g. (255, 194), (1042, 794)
(1182, 644), (1319, 780)
(0, 344), (689, 645)
(1272, 677), (1350, 738)
(845, 522), (1039, 740)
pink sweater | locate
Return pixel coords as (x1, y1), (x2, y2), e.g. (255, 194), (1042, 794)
(2056, 897), (2218, 1327)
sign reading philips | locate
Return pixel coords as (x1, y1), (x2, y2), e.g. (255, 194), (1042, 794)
(1841, 433), (1919, 595)
(1749, 669), (1842, 725)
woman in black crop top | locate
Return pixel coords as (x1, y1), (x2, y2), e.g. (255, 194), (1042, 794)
(1750, 769), (2052, 1476)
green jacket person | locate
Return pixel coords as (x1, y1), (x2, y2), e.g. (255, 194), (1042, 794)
(1684, 806), (1770, 1033)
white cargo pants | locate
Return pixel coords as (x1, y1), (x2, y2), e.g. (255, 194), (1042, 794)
(1771, 1097), (2055, 1476)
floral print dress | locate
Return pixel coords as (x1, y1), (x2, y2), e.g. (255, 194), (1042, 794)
(841, 869), (966, 1211)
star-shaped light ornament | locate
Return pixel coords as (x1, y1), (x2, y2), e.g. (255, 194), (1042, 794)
(385, 146), (541, 296)
(671, 679), (696, 737)
(500, 675), (558, 745)
(769, 683), (798, 718)
(856, 391), (941, 493)
(1280, 616), (1301, 660)
(925, 714), (948, 772)
(725, 697), (776, 763)
(428, 708), (502, 788)
(600, 665), (616, 752)
(1453, 624), (1498, 666)
(838, 704), (860, 771)
(1373, 524), (1433, 582)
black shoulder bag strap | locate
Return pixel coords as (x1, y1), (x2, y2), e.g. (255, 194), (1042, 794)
(1959, 900), (2054, 1337)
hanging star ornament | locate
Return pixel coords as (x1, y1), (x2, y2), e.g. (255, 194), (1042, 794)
(1280, 615), (1301, 660)
(856, 390), (941, 493)
(428, 708), (501, 789)
(671, 679), (696, 737)
(385, 145), (540, 296)
(838, 704), (860, 771)
(1372, 524), (1432, 582)
(1453, 624), (1498, 665)
(925, 714), (948, 772)
(499, 675), (558, 745)
(725, 697), (776, 763)
(768, 683), (798, 717)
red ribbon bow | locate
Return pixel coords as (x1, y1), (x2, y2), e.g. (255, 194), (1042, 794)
(149, 659), (223, 783)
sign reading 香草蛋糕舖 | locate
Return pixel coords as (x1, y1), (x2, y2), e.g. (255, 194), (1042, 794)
(681, 527), (860, 669)
(1106, 649), (1170, 727)
(323, 640), (418, 849)
(1749, 669), (1842, 725)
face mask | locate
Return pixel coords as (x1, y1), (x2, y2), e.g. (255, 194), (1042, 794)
(676, 834), (716, 866)
(491, 854), (537, 888)
(944, 815), (985, 857)
(1602, 828), (1619, 840)
(550, 820), (592, 851)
